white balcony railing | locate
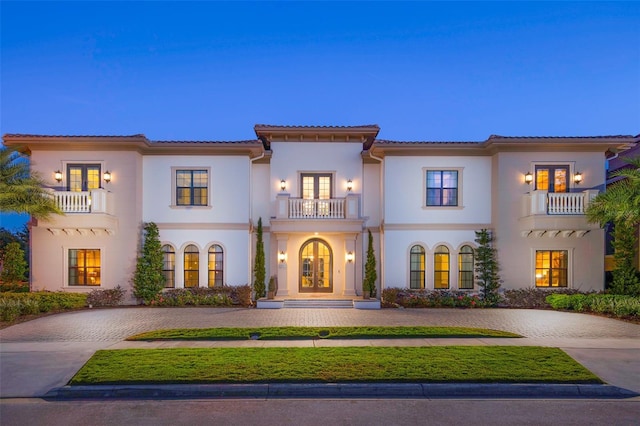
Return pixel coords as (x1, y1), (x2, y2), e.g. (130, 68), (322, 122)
(289, 198), (345, 219)
(524, 190), (599, 216)
(52, 189), (110, 214)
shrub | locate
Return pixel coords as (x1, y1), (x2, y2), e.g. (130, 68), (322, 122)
(0, 292), (87, 323)
(133, 222), (165, 304)
(545, 293), (640, 318)
(150, 285), (253, 307)
(87, 286), (126, 307)
(502, 288), (580, 309)
(0, 242), (27, 284)
(0, 299), (21, 321)
(382, 289), (485, 309)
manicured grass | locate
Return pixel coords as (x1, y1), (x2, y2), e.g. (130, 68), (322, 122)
(69, 346), (601, 385)
(127, 326), (521, 341)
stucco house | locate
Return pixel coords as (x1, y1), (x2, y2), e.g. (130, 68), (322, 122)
(3, 126), (638, 307)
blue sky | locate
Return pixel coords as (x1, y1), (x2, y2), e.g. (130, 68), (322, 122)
(1, 1), (639, 230)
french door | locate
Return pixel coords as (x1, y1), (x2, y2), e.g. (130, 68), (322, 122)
(67, 164), (101, 192)
(535, 165), (568, 193)
(299, 239), (332, 293)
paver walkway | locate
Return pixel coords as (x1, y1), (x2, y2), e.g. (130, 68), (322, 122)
(1, 307), (639, 398)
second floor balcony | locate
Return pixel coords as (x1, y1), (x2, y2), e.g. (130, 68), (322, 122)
(53, 189), (112, 214)
(520, 190), (600, 237)
(41, 188), (117, 236)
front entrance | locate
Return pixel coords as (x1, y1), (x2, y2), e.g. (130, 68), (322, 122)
(299, 238), (333, 293)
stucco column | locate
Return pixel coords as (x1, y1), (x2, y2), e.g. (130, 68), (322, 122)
(343, 234), (357, 296)
(276, 235), (289, 297)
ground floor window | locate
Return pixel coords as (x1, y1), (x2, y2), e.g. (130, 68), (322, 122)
(409, 245), (425, 289)
(162, 244), (175, 288)
(184, 244), (199, 288)
(458, 245), (474, 289)
(434, 245), (450, 289)
(208, 244), (223, 288)
(68, 249), (100, 286)
(535, 250), (568, 287)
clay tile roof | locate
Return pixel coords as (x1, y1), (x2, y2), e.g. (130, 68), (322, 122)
(151, 139), (261, 144)
(374, 139), (481, 145)
(254, 124), (379, 130)
(3, 133), (147, 139)
(487, 134), (637, 140)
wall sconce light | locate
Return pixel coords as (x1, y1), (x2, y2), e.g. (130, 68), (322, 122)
(347, 180), (353, 192)
(278, 251), (286, 263)
(54, 170), (63, 182)
(280, 179), (286, 191)
(524, 172), (533, 184)
(103, 171), (112, 184)
(573, 172), (583, 184)
(346, 251), (354, 263)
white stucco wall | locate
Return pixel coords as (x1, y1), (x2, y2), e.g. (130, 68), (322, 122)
(384, 156), (492, 224)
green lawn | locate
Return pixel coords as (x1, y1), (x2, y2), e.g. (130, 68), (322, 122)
(69, 346), (601, 385)
(127, 326), (521, 341)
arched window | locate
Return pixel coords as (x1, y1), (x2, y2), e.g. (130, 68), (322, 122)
(434, 245), (450, 289)
(208, 244), (224, 288)
(458, 245), (474, 289)
(162, 244), (175, 288)
(409, 245), (425, 289)
(184, 244), (199, 288)
(299, 239), (333, 292)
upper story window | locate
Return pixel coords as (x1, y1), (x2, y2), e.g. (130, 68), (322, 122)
(176, 170), (208, 206)
(68, 164), (101, 192)
(68, 249), (100, 286)
(301, 173), (332, 199)
(535, 165), (568, 193)
(426, 170), (458, 206)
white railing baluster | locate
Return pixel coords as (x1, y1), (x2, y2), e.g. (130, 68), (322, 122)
(288, 198), (346, 219)
(53, 191), (91, 213)
(547, 192), (588, 215)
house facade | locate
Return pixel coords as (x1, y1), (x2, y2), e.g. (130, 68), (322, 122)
(4, 126), (637, 305)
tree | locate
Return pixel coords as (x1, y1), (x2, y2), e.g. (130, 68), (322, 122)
(253, 217), (266, 299)
(133, 222), (165, 304)
(474, 229), (502, 305)
(1, 242), (27, 284)
(0, 146), (62, 220)
(586, 156), (640, 295)
(363, 229), (377, 298)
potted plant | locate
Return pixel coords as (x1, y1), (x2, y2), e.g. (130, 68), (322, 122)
(267, 275), (277, 299)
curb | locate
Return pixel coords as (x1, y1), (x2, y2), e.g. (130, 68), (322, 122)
(44, 383), (639, 400)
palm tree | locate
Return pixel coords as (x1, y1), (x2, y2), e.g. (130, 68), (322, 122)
(0, 146), (62, 221)
(586, 156), (640, 295)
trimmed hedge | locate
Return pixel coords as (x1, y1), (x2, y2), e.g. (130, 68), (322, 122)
(546, 293), (640, 318)
(0, 292), (87, 322)
(382, 289), (487, 308)
(150, 285), (253, 307)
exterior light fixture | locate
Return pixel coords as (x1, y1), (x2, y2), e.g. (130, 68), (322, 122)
(280, 179), (286, 191)
(346, 251), (354, 263)
(54, 170), (63, 182)
(103, 171), (112, 183)
(573, 172), (583, 184)
(347, 180), (353, 192)
(278, 251), (286, 263)
(524, 172), (533, 184)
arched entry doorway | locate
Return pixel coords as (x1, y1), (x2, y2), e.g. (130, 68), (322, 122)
(299, 238), (333, 293)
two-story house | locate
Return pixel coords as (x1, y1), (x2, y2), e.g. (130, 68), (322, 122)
(3, 126), (637, 307)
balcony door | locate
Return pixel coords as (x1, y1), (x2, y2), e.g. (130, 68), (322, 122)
(535, 165), (568, 193)
(301, 173), (332, 217)
(68, 164), (101, 192)
(299, 239), (333, 293)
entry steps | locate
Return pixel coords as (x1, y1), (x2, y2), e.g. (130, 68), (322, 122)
(283, 299), (354, 309)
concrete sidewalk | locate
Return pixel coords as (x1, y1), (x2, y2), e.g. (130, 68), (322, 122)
(1, 308), (639, 399)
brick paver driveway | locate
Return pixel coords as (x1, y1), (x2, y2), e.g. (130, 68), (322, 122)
(1, 307), (639, 342)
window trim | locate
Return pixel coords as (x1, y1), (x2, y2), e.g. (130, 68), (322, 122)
(527, 161), (577, 193)
(183, 244), (200, 288)
(298, 171), (336, 199)
(422, 167), (464, 209)
(208, 244), (224, 288)
(409, 244), (426, 289)
(434, 245), (450, 289)
(64, 247), (103, 287)
(59, 160), (106, 189)
(162, 244), (176, 289)
(170, 166), (212, 209)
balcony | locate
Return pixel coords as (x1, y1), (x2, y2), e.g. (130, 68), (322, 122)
(271, 193), (363, 233)
(41, 189), (117, 236)
(520, 190), (600, 238)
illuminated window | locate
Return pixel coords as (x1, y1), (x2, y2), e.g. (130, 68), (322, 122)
(162, 244), (175, 288)
(67, 164), (101, 192)
(535, 166), (568, 193)
(184, 244), (199, 288)
(208, 244), (224, 288)
(426, 170), (458, 206)
(68, 249), (100, 286)
(535, 250), (568, 287)
(176, 170), (208, 206)
(409, 245), (425, 289)
(434, 245), (450, 289)
(458, 245), (474, 289)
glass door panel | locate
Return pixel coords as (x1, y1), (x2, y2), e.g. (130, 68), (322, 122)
(299, 239), (332, 293)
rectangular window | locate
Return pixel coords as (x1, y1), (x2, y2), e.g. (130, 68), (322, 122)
(176, 170), (208, 206)
(535, 166), (568, 193)
(69, 249), (101, 286)
(535, 250), (568, 287)
(426, 170), (458, 206)
(68, 164), (101, 192)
